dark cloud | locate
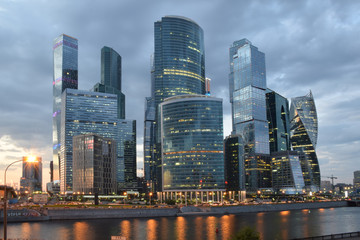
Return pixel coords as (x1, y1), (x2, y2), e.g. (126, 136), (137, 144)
(0, 0), (359, 184)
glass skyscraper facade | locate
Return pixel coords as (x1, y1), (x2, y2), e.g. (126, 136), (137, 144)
(271, 151), (305, 194)
(145, 16), (206, 191)
(117, 119), (137, 189)
(20, 156), (42, 194)
(160, 95), (224, 191)
(290, 91), (320, 191)
(60, 89), (118, 191)
(224, 135), (245, 191)
(266, 89), (291, 153)
(152, 16), (205, 106)
(53, 34), (78, 181)
(73, 134), (117, 195)
(144, 97), (155, 183)
(93, 46), (125, 119)
(229, 39), (271, 191)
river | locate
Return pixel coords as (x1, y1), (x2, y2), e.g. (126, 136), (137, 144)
(2, 207), (360, 240)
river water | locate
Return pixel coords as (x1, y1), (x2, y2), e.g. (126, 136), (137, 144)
(2, 207), (360, 240)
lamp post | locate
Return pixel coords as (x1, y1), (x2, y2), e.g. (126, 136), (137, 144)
(149, 192), (153, 206)
(3, 156), (38, 240)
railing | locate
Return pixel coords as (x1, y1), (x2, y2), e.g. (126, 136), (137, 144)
(292, 231), (360, 240)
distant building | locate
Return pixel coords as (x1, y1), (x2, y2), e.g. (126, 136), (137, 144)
(52, 34), (78, 182)
(271, 151), (305, 194)
(73, 134), (116, 195)
(229, 39), (271, 191)
(354, 171), (360, 190)
(160, 95), (225, 200)
(93, 46), (125, 119)
(320, 180), (332, 193)
(20, 156), (42, 194)
(205, 78), (211, 95)
(290, 91), (320, 192)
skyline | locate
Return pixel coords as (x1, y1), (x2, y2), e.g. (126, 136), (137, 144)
(1, 0), (359, 187)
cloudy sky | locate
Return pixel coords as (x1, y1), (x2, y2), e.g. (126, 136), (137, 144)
(1, 0), (359, 188)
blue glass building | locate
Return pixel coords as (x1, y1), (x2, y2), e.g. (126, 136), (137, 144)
(271, 151), (305, 194)
(145, 16), (206, 191)
(160, 95), (224, 199)
(60, 89), (136, 192)
(143, 97), (155, 183)
(229, 39), (271, 191)
(52, 34), (78, 182)
(290, 91), (320, 191)
(93, 46), (125, 119)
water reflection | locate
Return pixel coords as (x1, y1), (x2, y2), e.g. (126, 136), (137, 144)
(194, 216), (204, 240)
(146, 219), (158, 240)
(221, 214), (235, 240)
(120, 220), (131, 239)
(206, 216), (218, 240)
(280, 211), (290, 239)
(160, 218), (169, 240)
(256, 212), (264, 239)
(176, 217), (187, 240)
(4, 207), (360, 240)
(73, 221), (90, 240)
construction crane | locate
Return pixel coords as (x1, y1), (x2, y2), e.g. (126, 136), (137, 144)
(322, 175), (338, 191)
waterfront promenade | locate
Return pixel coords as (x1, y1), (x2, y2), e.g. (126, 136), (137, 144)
(0, 200), (349, 222)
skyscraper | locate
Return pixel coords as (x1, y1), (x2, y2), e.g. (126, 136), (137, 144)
(118, 119), (137, 189)
(73, 134), (116, 195)
(60, 89), (118, 191)
(224, 135), (245, 191)
(271, 151), (305, 194)
(353, 171), (360, 190)
(53, 34), (78, 181)
(160, 95), (224, 198)
(290, 91), (320, 191)
(266, 89), (291, 153)
(145, 16), (206, 191)
(229, 39), (271, 191)
(20, 156), (42, 194)
(93, 46), (125, 119)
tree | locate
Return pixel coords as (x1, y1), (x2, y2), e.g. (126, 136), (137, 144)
(229, 226), (261, 240)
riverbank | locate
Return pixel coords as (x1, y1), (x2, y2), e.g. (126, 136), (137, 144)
(0, 200), (350, 223)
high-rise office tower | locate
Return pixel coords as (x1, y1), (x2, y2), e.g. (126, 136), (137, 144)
(143, 97), (155, 183)
(290, 91), (320, 191)
(93, 46), (125, 119)
(53, 34), (78, 181)
(145, 16), (206, 191)
(73, 134), (117, 195)
(266, 89), (291, 153)
(60, 89), (136, 192)
(229, 39), (271, 191)
(224, 135), (246, 191)
(354, 171), (360, 190)
(160, 95), (224, 198)
(60, 89), (118, 192)
(118, 120), (137, 189)
(20, 156), (42, 194)
(271, 151), (305, 194)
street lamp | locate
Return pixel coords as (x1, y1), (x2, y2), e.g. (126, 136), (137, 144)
(3, 156), (38, 240)
(149, 192), (153, 206)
